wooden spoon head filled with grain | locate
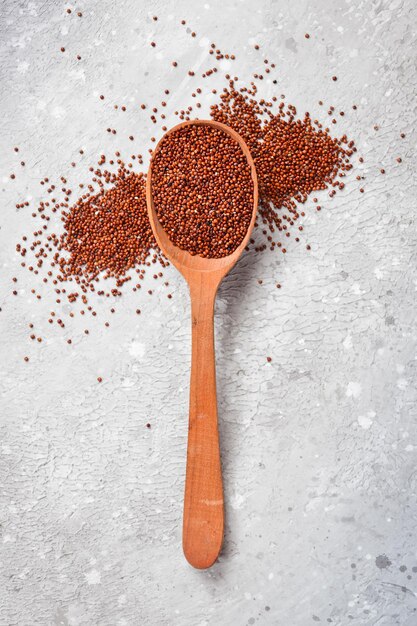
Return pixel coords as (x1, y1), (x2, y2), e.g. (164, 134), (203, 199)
(146, 119), (258, 285)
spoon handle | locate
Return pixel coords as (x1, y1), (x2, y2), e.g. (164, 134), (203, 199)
(183, 279), (224, 569)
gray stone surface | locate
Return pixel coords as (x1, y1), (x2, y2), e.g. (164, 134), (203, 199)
(1, 0), (416, 624)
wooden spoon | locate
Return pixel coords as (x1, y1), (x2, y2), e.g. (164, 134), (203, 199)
(146, 119), (258, 569)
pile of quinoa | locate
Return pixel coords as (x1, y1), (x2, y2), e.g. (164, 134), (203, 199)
(210, 80), (354, 253)
(10, 17), (367, 348)
(150, 123), (255, 258)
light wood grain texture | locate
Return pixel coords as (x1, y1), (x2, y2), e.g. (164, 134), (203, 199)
(146, 120), (258, 569)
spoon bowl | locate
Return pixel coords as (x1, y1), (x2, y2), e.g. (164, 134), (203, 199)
(146, 119), (258, 569)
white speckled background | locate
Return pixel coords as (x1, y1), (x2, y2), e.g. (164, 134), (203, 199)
(1, 0), (417, 624)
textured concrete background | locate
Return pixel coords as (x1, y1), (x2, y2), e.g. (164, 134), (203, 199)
(1, 0), (417, 624)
